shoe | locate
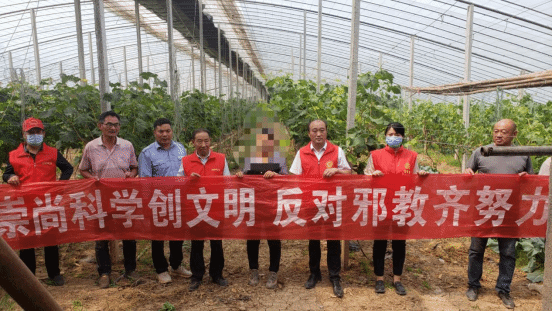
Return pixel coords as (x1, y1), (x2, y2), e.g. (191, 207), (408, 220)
(331, 279), (344, 298)
(157, 272), (172, 284)
(51, 275), (65, 286)
(213, 277), (228, 287)
(249, 269), (260, 286)
(466, 286), (478, 301)
(348, 241), (360, 252)
(189, 279), (201, 292)
(124, 270), (140, 280)
(171, 266), (192, 278)
(375, 280), (385, 294)
(498, 291), (515, 309)
(98, 274), (110, 289)
(393, 281), (407, 295)
(304, 273), (322, 289)
(266, 271), (278, 289)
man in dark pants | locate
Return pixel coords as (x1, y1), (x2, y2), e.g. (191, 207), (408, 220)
(138, 118), (192, 283)
(177, 129), (230, 291)
(464, 119), (533, 309)
(3, 117), (73, 286)
(289, 119), (352, 298)
(79, 111), (139, 288)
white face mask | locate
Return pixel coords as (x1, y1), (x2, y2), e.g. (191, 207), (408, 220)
(26, 134), (44, 146)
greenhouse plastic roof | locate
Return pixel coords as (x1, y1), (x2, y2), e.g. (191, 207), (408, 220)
(0, 0), (551, 103)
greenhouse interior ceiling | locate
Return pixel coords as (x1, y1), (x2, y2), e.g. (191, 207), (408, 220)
(0, 0), (551, 104)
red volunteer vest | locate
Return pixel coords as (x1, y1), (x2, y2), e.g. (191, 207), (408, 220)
(371, 145), (417, 175)
(298, 140), (339, 177)
(9, 143), (58, 184)
(181, 151), (226, 176)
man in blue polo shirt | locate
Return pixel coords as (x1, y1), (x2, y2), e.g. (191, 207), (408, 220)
(138, 118), (192, 283)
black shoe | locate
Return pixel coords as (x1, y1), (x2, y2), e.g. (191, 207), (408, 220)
(189, 279), (201, 292)
(50, 275), (65, 286)
(375, 280), (385, 294)
(393, 281), (407, 295)
(304, 273), (322, 289)
(212, 277), (228, 287)
(466, 286), (478, 301)
(498, 291), (515, 309)
(331, 279), (344, 298)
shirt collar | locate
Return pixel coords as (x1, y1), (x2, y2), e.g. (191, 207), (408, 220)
(98, 136), (119, 146)
(310, 141), (327, 153)
(23, 143), (43, 153)
(155, 140), (174, 150)
(196, 150), (211, 161)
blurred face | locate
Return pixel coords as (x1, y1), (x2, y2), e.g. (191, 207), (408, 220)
(308, 120), (327, 146)
(154, 123), (173, 148)
(193, 131), (211, 157)
(385, 127), (403, 138)
(99, 116), (120, 138)
(493, 120), (517, 146)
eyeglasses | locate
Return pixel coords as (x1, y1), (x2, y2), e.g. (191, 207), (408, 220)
(103, 122), (120, 128)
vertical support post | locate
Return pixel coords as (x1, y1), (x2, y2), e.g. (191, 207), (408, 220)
(242, 64), (246, 100)
(135, 0), (143, 85)
(218, 24), (222, 97)
(543, 172), (552, 311)
(408, 36), (415, 110)
(299, 35), (302, 79)
(291, 46), (294, 79)
(316, 0), (322, 93)
(229, 49), (233, 99)
(59, 62), (63, 80)
(30, 9), (41, 85)
(166, 0), (180, 135)
(93, 0), (110, 112)
(191, 47), (195, 90)
(518, 70), (527, 100)
(462, 4), (474, 171)
(123, 46), (128, 87)
(8, 51), (16, 82)
(236, 53), (239, 99)
(378, 52), (382, 70)
(303, 10), (307, 78)
(74, 0), (86, 84)
(88, 32), (96, 85)
(199, 0), (205, 93)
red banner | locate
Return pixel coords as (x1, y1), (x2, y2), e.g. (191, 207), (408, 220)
(0, 174), (549, 249)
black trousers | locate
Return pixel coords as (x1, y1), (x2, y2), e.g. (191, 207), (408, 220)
(20, 246), (60, 279)
(373, 240), (406, 277)
(151, 240), (184, 274)
(308, 240), (341, 280)
(247, 240), (281, 273)
(190, 240), (224, 281)
(95, 240), (136, 276)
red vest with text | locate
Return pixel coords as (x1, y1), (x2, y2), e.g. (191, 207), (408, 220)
(371, 145), (417, 175)
(181, 151), (226, 176)
(9, 143), (58, 184)
(298, 140), (339, 177)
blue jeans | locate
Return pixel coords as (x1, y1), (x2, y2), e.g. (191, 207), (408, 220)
(467, 237), (517, 293)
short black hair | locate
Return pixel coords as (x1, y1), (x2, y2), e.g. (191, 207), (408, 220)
(98, 111), (121, 123)
(385, 122), (405, 137)
(307, 119), (327, 131)
(192, 128), (211, 141)
(153, 118), (171, 130)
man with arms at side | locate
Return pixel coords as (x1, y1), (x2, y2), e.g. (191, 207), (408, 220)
(78, 111), (139, 288)
(464, 119), (533, 309)
(3, 117), (73, 286)
(177, 129), (230, 291)
(289, 119), (352, 298)
(138, 118), (192, 284)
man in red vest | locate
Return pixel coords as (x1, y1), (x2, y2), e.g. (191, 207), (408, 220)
(177, 129), (230, 291)
(289, 119), (352, 298)
(3, 117), (73, 286)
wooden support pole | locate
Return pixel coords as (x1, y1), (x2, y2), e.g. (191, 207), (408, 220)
(199, 0), (205, 93)
(123, 46), (128, 87)
(462, 4), (474, 172)
(303, 10), (307, 78)
(135, 0), (143, 85)
(229, 48), (233, 98)
(8, 51), (16, 82)
(88, 32), (95, 85)
(30, 9), (41, 85)
(192, 47), (196, 90)
(218, 24), (222, 97)
(316, 0), (322, 93)
(93, 0), (110, 111)
(408, 36), (415, 110)
(74, 0), (86, 84)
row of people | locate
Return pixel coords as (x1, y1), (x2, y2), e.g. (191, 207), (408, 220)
(2, 113), (539, 308)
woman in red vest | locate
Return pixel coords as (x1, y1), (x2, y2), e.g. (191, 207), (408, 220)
(364, 122), (427, 295)
(2, 117), (73, 286)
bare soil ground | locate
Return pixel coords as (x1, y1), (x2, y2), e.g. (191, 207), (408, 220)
(0, 238), (544, 311)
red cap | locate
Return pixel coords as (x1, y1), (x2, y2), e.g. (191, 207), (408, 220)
(22, 117), (44, 132)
